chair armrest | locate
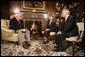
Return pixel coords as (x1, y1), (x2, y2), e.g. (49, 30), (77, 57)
(77, 31), (82, 41)
(1, 28), (14, 36)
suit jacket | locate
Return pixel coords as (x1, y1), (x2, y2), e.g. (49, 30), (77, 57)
(60, 15), (79, 37)
(9, 18), (24, 31)
(46, 19), (56, 31)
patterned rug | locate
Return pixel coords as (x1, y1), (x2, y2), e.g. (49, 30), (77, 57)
(1, 39), (84, 56)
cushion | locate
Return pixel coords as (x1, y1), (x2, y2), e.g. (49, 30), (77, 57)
(77, 22), (84, 31)
(66, 36), (82, 42)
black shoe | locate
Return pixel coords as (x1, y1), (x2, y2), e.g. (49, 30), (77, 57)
(57, 49), (64, 52)
(54, 41), (56, 43)
(25, 41), (31, 47)
(22, 43), (29, 49)
(54, 49), (57, 51)
(55, 49), (65, 52)
(54, 48), (59, 51)
(54, 46), (58, 48)
(28, 44), (31, 46)
(54, 49), (62, 52)
(16, 42), (20, 45)
(53, 41), (56, 44)
(53, 47), (64, 52)
(43, 41), (48, 44)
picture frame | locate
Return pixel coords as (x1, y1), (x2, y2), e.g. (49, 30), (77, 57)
(23, 1), (45, 10)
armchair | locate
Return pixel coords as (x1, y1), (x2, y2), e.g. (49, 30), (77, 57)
(66, 22), (84, 56)
(1, 19), (18, 46)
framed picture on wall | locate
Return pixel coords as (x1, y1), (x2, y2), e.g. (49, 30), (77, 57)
(23, 1), (45, 10)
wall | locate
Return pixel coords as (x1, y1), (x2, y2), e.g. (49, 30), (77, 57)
(9, 1), (56, 19)
(1, 1), (10, 19)
(47, 1), (56, 19)
(1, 1), (84, 21)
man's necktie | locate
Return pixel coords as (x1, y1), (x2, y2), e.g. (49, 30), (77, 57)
(18, 20), (22, 29)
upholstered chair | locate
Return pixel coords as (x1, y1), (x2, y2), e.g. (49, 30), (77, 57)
(1, 19), (18, 46)
(66, 22), (84, 56)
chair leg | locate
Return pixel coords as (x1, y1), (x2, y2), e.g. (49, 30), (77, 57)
(53, 35), (55, 40)
(72, 41), (75, 56)
(36, 35), (38, 39)
(14, 42), (16, 47)
(32, 35), (34, 39)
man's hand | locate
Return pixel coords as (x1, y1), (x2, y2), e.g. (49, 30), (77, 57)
(45, 29), (50, 31)
(57, 31), (62, 35)
(22, 29), (26, 32)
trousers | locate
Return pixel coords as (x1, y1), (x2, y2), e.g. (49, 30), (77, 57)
(16, 29), (30, 44)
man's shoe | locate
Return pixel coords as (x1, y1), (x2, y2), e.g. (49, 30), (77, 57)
(25, 41), (31, 46)
(27, 43), (31, 46)
(53, 47), (63, 52)
(57, 49), (64, 52)
(54, 46), (58, 48)
(22, 43), (29, 49)
(16, 42), (20, 45)
(53, 41), (56, 43)
(43, 41), (48, 44)
(54, 48), (58, 51)
(54, 48), (64, 52)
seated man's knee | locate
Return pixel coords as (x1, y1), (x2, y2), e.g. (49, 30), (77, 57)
(16, 29), (22, 33)
(26, 30), (30, 33)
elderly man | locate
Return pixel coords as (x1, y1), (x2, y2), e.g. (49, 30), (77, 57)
(9, 12), (31, 49)
(10, 12), (15, 20)
(54, 9), (79, 51)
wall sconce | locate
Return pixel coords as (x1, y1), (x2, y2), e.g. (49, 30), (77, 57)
(43, 14), (48, 19)
(14, 8), (20, 13)
(56, 3), (59, 6)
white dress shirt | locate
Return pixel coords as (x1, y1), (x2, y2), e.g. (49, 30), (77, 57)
(10, 17), (12, 19)
(49, 19), (52, 25)
(65, 15), (69, 21)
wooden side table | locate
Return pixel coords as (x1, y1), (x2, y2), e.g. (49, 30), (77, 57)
(49, 32), (56, 40)
(31, 29), (38, 39)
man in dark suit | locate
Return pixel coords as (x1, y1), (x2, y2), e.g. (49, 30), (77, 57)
(10, 14), (24, 31)
(54, 9), (79, 51)
(43, 14), (56, 44)
(10, 12), (31, 49)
